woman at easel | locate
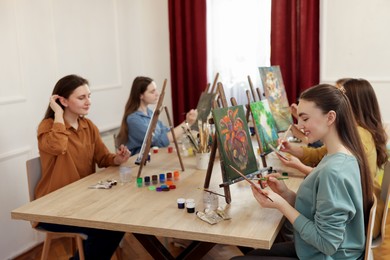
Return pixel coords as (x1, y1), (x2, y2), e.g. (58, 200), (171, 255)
(117, 76), (198, 155)
(232, 84), (373, 259)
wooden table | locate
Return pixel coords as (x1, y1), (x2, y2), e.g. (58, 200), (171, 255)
(11, 147), (304, 259)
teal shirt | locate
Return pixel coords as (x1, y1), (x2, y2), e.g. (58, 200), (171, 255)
(293, 153), (365, 260)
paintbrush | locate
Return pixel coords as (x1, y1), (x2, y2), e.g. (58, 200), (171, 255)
(276, 124), (292, 150)
(252, 177), (289, 181)
(181, 126), (199, 152)
(229, 165), (273, 202)
(198, 188), (226, 198)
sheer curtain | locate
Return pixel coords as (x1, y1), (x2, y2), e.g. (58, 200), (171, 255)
(207, 0), (271, 105)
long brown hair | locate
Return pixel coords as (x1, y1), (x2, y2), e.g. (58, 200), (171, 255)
(43, 75), (89, 119)
(116, 76), (153, 146)
(300, 84), (373, 229)
(342, 78), (388, 168)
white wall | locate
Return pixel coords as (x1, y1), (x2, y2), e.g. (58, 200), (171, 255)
(2, 0), (390, 258)
(320, 0), (390, 126)
(0, 0), (171, 259)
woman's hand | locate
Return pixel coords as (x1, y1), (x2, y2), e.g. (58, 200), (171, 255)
(276, 153), (312, 176)
(260, 173), (297, 206)
(50, 95), (65, 124)
(114, 145), (131, 165)
(50, 95), (64, 115)
(185, 109), (198, 126)
(278, 135), (304, 158)
(251, 185), (285, 210)
(278, 138), (293, 153)
(260, 173), (289, 196)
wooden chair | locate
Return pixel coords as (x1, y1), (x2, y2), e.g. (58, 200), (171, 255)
(372, 161), (390, 249)
(365, 195), (377, 260)
(26, 157), (86, 260)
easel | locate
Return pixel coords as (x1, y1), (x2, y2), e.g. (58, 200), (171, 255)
(136, 79), (184, 178)
(204, 82), (232, 203)
(204, 81), (274, 204)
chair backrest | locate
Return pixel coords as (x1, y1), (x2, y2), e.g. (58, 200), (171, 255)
(372, 160), (390, 247)
(365, 195), (377, 260)
(26, 157), (42, 202)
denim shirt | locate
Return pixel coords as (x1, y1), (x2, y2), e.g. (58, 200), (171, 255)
(125, 108), (170, 155)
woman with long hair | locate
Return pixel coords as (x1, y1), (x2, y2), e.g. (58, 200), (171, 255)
(233, 84), (373, 259)
(278, 78), (388, 238)
(36, 74), (130, 259)
(117, 76), (197, 155)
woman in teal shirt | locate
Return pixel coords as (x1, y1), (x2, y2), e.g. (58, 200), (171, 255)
(233, 84), (373, 259)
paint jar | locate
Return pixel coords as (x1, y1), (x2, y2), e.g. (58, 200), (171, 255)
(196, 152), (211, 170)
(186, 201), (195, 213)
(159, 173), (166, 184)
(119, 166), (132, 184)
(177, 198), (185, 209)
(152, 146), (159, 153)
(166, 172), (173, 181)
(203, 191), (219, 211)
(152, 175), (158, 185)
(144, 176), (151, 186)
(136, 177), (143, 188)
(168, 146), (173, 153)
(174, 170), (180, 181)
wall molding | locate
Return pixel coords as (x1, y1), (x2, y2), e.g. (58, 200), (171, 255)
(0, 146), (30, 162)
(99, 124), (120, 134)
(0, 96), (27, 105)
(92, 84), (122, 92)
(321, 78), (390, 84)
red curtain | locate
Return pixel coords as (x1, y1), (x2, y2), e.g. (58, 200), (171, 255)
(271, 0), (319, 104)
(168, 0), (207, 125)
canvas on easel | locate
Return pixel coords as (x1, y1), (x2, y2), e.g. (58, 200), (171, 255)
(204, 83), (273, 204)
(192, 73), (219, 131)
(250, 100), (279, 154)
(258, 66), (293, 131)
(135, 79), (184, 178)
(212, 105), (258, 184)
(192, 92), (218, 131)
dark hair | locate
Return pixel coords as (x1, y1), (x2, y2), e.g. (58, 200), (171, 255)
(335, 77), (352, 88)
(300, 84), (373, 230)
(43, 75), (89, 119)
(116, 76), (153, 146)
(342, 78), (388, 168)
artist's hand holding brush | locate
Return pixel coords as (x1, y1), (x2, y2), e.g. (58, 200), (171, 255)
(252, 173), (296, 210)
(277, 137), (304, 158)
(275, 153), (313, 176)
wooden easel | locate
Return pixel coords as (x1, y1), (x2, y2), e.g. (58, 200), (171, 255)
(204, 81), (274, 203)
(204, 82), (232, 203)
(136, 79), (184, 178)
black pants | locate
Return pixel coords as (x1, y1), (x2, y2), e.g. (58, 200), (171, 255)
(37, 222), (124, 260)
(231, 241), (298, 260)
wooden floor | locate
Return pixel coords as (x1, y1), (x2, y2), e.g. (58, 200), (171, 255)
(14, 212), (390, 259)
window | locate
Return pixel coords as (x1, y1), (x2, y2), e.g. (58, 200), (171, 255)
(207, 0), (271, 104)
